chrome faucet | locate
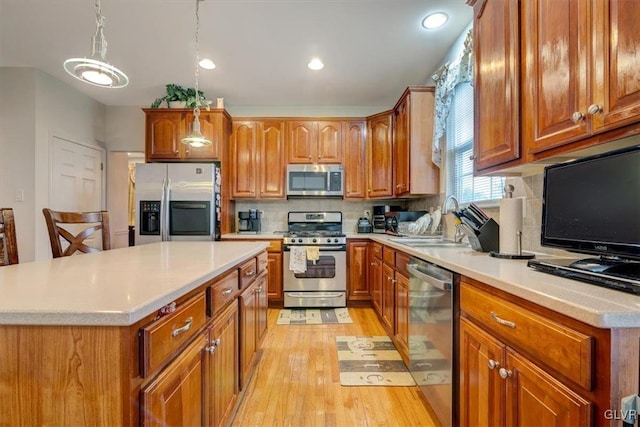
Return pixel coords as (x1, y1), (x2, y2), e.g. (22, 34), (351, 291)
(441, 195), (465, 243)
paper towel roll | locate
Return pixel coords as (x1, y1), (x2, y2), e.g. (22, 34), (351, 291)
(499, 198), (523, 255)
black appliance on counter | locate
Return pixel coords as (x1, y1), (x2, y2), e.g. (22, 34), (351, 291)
(384, 211), (427, 235)
(372, 205), (401, 233)
(238, 209), (262, 234)
(357, 217), (373, 233)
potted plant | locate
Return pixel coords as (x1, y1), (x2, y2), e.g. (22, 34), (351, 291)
(151, 84), (210, 109)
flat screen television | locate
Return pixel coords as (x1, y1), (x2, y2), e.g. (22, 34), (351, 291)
(528, 144), (640, 294)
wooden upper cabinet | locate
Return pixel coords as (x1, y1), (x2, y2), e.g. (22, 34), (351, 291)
(287, 121), (342, 164)
(343, 121), (366, 199)
(366, 111), (394, 198)
(522, 0), (640, 156)
(258, 121), (286, 198)
(145, 110), (185, 161)
(469, 0), (521, 173)
(143, 109), (228, 162)
(231, 121), (258, 198)
(392, 86), (439, 196)
(231, 120), (285, 199)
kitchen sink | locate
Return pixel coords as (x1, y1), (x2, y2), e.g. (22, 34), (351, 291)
(388, 237), (468, 248)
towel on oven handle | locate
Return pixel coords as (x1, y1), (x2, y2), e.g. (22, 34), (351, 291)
(289, 246), (307, 273)
(306, 246), (320, 263)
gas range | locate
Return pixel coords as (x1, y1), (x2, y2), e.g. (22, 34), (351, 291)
(284, 231), (346, 246)
(284, 211), (345, 246)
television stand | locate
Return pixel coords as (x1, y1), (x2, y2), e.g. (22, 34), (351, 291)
(527, 256), (640, 295)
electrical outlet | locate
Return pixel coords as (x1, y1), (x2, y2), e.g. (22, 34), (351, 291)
(363, 210), (371, 219)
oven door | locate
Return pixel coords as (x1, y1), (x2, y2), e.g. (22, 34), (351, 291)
(169, 201), (211, 238)
(283, 247), (346, 292)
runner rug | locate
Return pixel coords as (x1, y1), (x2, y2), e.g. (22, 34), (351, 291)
(336, 336), (416, 386)
(276, 307), (352, 325)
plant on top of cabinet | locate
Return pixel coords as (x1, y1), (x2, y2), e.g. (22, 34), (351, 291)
(151, 83), (211, 109)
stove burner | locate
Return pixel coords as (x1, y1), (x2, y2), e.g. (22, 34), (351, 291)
(285, 231), (345, 238)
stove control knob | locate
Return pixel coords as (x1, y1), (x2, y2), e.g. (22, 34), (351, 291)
(312, 238), (317, 243)
(326, 238), (331, 243)
(334, 238), (339, 243)
(297, 238), (303, 243)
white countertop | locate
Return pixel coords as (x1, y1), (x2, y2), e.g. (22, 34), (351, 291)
(0, 241), (269, 326)
(205, 233), (638, 328)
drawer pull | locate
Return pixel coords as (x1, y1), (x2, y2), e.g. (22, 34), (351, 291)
(488, 359), (500, 370)
(206, 338), (221, 354)
(499, 368), (512, 379)
(222, 288), (233, 297)
(245, 270), (255, 277)
(172, 317), (193, 337)
(255, 286), (263, 294)
(490, 311), (515, 328)
(260, 260), (267, 265)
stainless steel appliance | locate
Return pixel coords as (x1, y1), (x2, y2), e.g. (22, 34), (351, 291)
(384, 211), (427, 235)
(357, 217), (372, 233)
(286, 164), (343, 197)
(135, 162), (221, 245)
(237, 209), (262, 234)
(372, 205), (401, 233)
(407, 257), (458, 427)
(283, 211), (347, 307)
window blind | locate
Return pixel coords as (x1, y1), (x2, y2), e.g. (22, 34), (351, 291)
(446, 82), (504, 204)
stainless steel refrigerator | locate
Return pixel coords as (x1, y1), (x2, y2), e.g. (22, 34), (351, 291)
(134, 162), (221, 245)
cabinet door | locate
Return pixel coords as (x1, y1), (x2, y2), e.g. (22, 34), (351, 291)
(595, 0), (640, 132)
(145, 111), (184, 161)
(367, 112), (394, 198)
(239, 284), (257, 389)
(347, 240), (369, 301)
(231, 121), (258, 198)
(393, 96), (409, 196)
(505, 349), (591, 427)
(343, 121), (366, 199)
(394, 272), (409, 360)
(141, 334), (206, 427)
(459, 317), (505, 427)
(287, 121), (316, 163)
(381, 263), (396, 334)
(471, 0), (521, 172)
(369, 249), (383, 315)
(521, 0), (591, 154)
(184, 111), (221, 160)
(317, 121), (343, 163)
(267, 252), (283, 302)
(258, 121), (286, 198)
(255, 272), (269, 345)
(208, 302), (239, 427)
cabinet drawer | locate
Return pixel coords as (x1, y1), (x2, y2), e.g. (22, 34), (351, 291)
(257, 251), (268, 274)
(395, 252), (410, 276)
(239, 257), (258, 289)
(140, 292), (207, 377)
(383, 247), (395, 266)
(370, 242), (383, 259)
(460, 282), (593, 389)
(208, 269), (239, 316)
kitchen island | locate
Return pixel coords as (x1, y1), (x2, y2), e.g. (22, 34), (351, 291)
(0, 241), (269, 426)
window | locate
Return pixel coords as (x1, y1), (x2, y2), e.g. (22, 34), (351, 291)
(446, 82), (504, 204)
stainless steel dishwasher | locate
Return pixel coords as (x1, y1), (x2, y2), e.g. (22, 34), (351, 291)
(407, 257), (458, 427)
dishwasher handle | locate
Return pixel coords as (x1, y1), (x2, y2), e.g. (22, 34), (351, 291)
(407, 263), (452, 292)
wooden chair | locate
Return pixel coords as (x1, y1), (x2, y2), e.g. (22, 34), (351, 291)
(43, 208), (111, 258)
(0, 208), (19, 265)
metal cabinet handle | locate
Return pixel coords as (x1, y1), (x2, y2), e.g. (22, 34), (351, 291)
(222, 288), (233, 297)
(245, 270), (255, 277)
(469, 155), (477, 161)
(488, 359), (500, 370)
(571, 111), (585, 123)
(172, 317), (193, 337)
(499, 368), (512, 379)
(490, 311), (516, 328)
(206, 338), (221, 354)
(255, 286), (263, 294)
(587, 104), (602, 115)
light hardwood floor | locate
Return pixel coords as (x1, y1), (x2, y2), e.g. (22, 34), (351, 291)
(231, 307), (438, 427)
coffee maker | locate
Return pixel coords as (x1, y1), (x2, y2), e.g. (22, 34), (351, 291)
(238, 209), (262, 234)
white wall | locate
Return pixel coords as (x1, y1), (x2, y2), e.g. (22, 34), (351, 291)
(0, 67), (106, 261)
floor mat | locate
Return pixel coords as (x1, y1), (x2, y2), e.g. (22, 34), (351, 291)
(336, 336), (416, 386)
(276, 307), (352, 325)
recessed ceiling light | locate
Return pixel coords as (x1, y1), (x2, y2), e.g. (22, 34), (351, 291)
(199, 58), (216, 70)
(422, 12), (449, 29)
(308, 58), (324, 71)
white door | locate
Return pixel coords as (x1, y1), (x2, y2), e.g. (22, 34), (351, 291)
(51, 136), (105, 250)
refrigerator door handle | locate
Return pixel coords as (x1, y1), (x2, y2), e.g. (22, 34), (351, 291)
(164, 178), (172, 241)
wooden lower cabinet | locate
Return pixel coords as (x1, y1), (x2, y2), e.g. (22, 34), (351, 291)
(381, 262), (396, 334)
(460, 317), (591, 427)
(394, 271), (410, 362)
(141, 333), (207, 427)
(369, 243), (383, 315)
(239, 271), (269, 390)
(267, 251), (283, 303)
(347, 240), (370, 301)
(207, 301), (240, 427)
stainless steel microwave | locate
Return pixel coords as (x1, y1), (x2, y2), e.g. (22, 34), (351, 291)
(286, 164), (344, 197)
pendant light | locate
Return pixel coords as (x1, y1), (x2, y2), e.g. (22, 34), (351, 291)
(63, 0), (129, 88)
(182, 0), (211, 147)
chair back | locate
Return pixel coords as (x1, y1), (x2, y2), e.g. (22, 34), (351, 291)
(0, 208), (19, 265)
(43, 209), (111, 258)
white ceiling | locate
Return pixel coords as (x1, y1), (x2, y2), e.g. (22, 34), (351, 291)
(0, 0), (472, 109)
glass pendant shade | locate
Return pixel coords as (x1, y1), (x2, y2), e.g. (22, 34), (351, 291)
(182, 113), (211, 147)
